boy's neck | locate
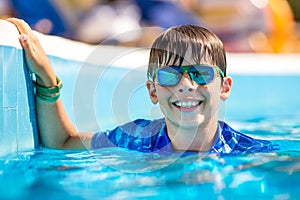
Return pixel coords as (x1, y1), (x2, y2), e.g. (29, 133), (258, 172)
(165, 119), (219, 152)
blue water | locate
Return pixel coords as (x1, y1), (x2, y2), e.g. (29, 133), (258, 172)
(1, 114), (300, 200)
(1, 139), (300, 200)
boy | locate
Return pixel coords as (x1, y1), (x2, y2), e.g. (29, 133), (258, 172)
(7, 18), (274, 154)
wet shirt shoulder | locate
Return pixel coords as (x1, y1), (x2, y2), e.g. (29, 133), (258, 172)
(91, 118), (168, 152)
(210, 121), (275, 155)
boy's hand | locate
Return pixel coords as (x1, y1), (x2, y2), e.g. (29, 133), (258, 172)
(6, 18), (57, 87)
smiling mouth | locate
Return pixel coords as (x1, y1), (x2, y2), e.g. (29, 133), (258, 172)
(172, 100), (202, 109)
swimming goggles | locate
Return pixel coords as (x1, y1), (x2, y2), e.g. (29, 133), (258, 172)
(149, 65), (225, 87)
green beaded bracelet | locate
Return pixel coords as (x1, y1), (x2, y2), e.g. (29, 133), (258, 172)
(34, 76), (63, 102)
(34, 76), (62, 95)
(36, 91), (61, 102)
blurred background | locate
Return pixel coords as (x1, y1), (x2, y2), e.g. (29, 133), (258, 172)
(1, 0), (299, 53)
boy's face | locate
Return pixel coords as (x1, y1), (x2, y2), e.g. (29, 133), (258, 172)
(147, 62), (232, 130)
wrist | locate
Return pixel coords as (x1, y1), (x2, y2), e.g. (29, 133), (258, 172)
(35, 75), (57, 88)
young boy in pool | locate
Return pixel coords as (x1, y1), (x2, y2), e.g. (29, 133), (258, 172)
(7, 18), (274, 154)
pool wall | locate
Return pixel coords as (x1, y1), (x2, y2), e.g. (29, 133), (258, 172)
(1, 20), (300, 156)
(0, 21), (39, 156)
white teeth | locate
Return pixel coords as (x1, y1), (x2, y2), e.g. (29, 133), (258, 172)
(174, 101), (199, 108)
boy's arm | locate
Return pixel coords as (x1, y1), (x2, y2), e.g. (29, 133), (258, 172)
(36, 98), (93, 149)
(7, 18), (93, 150)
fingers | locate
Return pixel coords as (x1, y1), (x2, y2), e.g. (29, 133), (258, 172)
(6, 18), (34, 36)
(5, 18), (56, 85)
(13, 29), (35, 58)
(5, 18), (44, 56)
(6, 18), (36, 51)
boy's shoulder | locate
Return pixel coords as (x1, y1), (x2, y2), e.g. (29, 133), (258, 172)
(215, 121), (275, 154)
(91, 118), (166, 150)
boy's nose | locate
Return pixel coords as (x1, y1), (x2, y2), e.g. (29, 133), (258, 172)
(177, 73), (196, 93)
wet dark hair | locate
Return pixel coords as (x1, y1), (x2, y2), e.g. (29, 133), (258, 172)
(147, 25), (227, 80)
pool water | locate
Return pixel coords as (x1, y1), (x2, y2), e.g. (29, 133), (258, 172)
(1, 117), (300, 200)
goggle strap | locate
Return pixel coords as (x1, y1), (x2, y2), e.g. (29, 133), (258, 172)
(214, 66), (225, 78)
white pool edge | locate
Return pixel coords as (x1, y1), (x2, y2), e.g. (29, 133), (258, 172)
(1, 19), (299, 75)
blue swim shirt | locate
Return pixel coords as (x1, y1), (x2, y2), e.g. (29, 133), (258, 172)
(91, 118), (275, 155)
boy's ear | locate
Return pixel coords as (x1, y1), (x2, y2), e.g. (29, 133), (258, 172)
(146, 81), (158, 104)
(220, 76), (232, 101)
